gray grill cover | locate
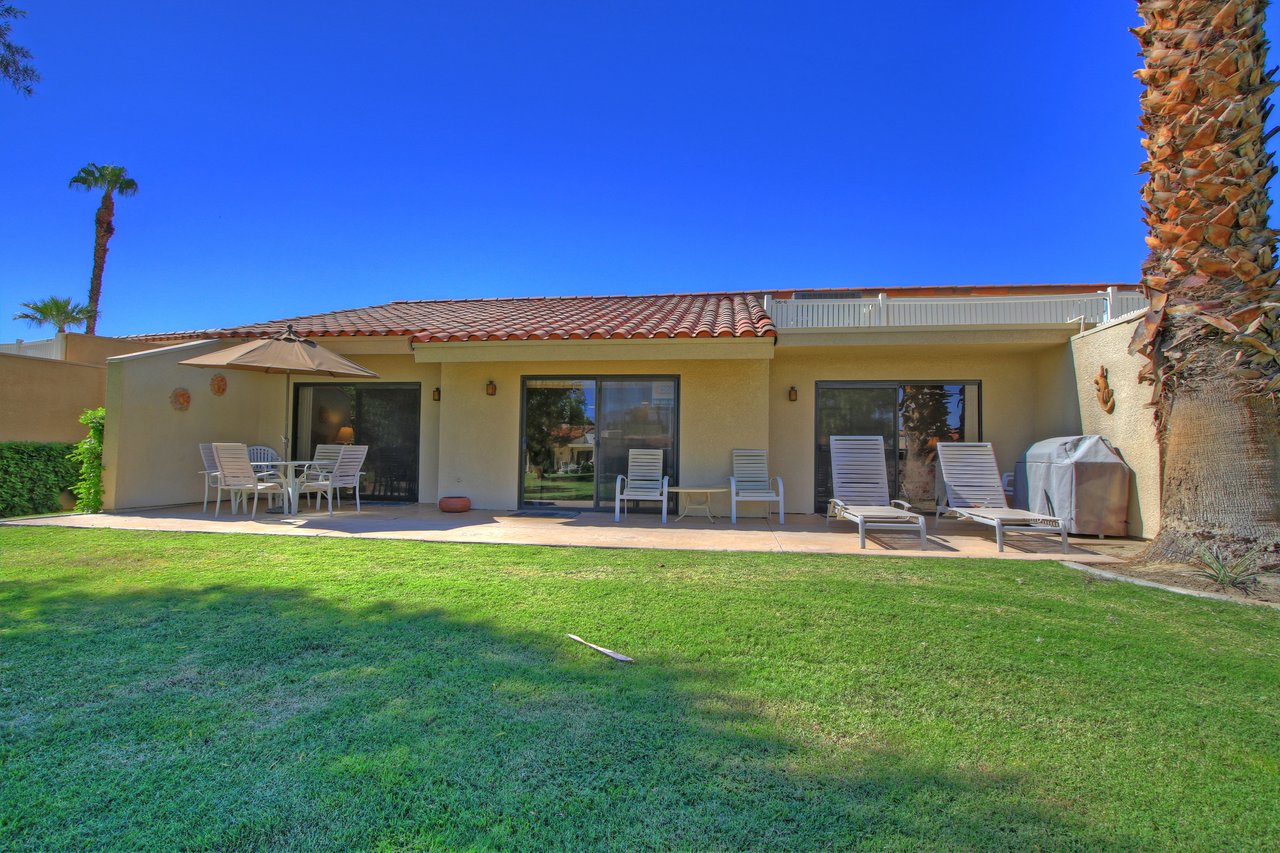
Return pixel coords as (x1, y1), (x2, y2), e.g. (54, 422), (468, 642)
(1014, 436), (1131, 536)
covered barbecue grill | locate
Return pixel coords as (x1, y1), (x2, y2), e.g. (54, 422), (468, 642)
(1013, 436), (1132, 536)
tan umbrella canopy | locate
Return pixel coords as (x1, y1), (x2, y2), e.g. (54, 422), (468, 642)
(180, 325), (379, 456)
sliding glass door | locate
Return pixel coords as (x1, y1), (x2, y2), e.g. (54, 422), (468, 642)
(521, 376), (678, 510)
(293, 383), (421, 502)
(521, 379), (597, 508)
(815, 382), (980, 511)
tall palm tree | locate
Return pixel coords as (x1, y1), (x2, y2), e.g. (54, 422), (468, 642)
(12, 296), (95, 333)
(1132, 0), (1280, 562)
(69, 163), (138, 335)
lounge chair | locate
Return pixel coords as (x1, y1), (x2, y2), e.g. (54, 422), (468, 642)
(614, 448), (669, 523)
(730, 449), (784, 524)
(935, 442), (1069, 553)
(825, 435), (927, 548)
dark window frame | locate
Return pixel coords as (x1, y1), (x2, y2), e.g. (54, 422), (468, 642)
(519, 374), (681, 511)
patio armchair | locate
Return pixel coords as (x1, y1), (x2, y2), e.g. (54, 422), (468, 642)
(198, 443), (222, 513)
(614, 448), (669, 523)
(729, 449), (784, 524)
(212, 442), (286, 519)
(825, 435), (927, 548)
(297, 445), (368, 515)
(935, 442), (1069, 553)
(247, 444), (285, 509)
(301, 444), (343, 487)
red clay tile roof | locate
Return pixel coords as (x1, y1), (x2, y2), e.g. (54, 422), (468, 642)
(136, 293), (777, 343)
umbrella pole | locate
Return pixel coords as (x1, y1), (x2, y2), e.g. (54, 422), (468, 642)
(283, 372), (291, 458)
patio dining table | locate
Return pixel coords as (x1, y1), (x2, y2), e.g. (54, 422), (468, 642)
(254, 459), (335, 516)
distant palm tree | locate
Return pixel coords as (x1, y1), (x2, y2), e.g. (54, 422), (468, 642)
(12, 296), (95, 333)
(69, 163), (138, 335)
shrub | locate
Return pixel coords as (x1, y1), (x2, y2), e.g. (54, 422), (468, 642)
(0, 441), (78, 518)
(1187, 544), (1272, 595)
(70, 407), (106, 513)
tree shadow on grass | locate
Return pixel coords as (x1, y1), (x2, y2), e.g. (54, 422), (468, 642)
(0, 580), (1129, 851)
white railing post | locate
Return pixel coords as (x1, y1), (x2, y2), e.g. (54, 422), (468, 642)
(878, 292), (889, 326)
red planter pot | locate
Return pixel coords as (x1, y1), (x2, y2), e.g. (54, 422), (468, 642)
(439, 496), (472, 513)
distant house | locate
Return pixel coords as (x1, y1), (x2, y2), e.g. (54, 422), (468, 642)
(104, 284), (1157, 536)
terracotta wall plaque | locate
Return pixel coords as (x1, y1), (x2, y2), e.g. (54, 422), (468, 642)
(210, 373), (227, 396)
(170, 388), (191, 411)
(1094, 366), (1115, 414)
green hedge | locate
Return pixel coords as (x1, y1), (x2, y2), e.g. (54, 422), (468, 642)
(0, 441), (79, 518)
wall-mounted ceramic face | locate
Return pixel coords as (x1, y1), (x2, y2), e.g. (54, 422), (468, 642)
(210, 374), (227, 396)
(170, 388), (191, 411)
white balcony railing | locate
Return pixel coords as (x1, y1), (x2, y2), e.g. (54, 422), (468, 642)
(0, 337), (64, 359)
(768, 289), (1147, 330)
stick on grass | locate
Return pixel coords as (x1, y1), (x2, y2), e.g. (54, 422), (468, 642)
(566, 634), (634, 662)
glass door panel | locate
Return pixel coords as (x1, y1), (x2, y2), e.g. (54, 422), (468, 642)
(814, 385), (897, 512)
(357, 386), (421, 502)
(814, 382), (980, 511)
(521, 379), (596, 508)
(596, 379), (677, 507)
(898, 384), (979, 505)
(293, 383), (421, 502)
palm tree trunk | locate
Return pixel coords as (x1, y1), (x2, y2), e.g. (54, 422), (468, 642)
(1132, 0), (1280, 563)
(85, 189), (115, 335)
(1148, 364), (1280, 561)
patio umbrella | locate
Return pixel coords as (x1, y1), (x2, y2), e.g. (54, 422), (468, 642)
(179, 325), (379, 457)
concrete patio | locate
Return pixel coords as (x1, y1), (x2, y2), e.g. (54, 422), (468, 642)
(5, 503), (1143, 562)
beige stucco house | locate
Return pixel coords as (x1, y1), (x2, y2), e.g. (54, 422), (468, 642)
(102, 284), (1160, 537)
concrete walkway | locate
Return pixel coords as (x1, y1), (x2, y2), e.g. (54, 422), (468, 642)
(4, 503), (1142, 562)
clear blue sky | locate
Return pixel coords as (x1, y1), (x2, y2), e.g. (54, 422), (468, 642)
(0, 2), (1217, 339)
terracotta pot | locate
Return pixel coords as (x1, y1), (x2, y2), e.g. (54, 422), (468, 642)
(439, 496), (471, 513)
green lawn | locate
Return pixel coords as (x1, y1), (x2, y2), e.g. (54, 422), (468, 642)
(523, 472), (595, 503)
(1, 528), (1277, 851)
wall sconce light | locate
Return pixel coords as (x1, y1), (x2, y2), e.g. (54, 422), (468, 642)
(788, 385), (798, 402)
(432, 387), (441, 402)
(335, 425), (356, 445)
(485, 380), (497, 397)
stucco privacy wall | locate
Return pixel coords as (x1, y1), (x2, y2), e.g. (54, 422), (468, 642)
(61, 333), (164, 364)
(0, 354), (106, 442)
(103, 341), (282, 510)
(768, 342), (1080, 514)
(1069, 315), (1160, 538)
(435, 357), (771, 511)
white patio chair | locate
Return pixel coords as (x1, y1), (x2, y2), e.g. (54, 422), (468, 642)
(198, 443), (222, 513)
(246, 445), (284, 508)
(299, 444), (344, 508)
(298, 445), (368, 515)
(212, 442), (286, 519)
(825, 435), (927, 548)
(730, 449), (784, 524)
(614, 448), (669, 523)
(935, 442), (1069, 553)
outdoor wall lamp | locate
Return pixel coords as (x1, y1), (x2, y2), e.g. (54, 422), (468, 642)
(432, 387), (441, 402)
(486, 380), (497, 397)
(788, 385), (798, 402)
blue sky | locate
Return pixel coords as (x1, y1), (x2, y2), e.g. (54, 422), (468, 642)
(0, 2), (1202, 339)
